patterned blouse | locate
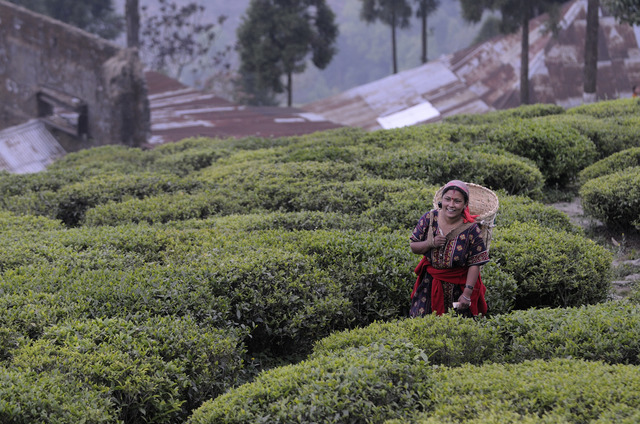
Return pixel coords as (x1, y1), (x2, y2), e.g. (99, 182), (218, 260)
(410, 209), (489, 269)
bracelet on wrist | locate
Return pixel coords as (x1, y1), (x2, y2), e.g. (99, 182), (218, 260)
(462, 294), (471, 302)
(465, 284), (475, 290)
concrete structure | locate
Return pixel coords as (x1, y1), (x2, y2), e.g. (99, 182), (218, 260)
(304, 0), (640, 130)
(0, 0), (149, 147)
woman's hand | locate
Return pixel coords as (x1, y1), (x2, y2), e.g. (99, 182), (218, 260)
(433, 234), (447, 247)
(457, 293), (471, 309)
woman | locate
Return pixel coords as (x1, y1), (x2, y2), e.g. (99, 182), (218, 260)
(409, 180), (488, 317)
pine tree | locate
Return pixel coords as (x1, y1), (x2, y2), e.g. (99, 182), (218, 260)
(236, 0), (338, 106)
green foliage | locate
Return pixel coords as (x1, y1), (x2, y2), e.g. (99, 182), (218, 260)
(0, 210), (63, 232)
(580, 167), (640, 228)
(312, 314), (503, 366)
(0, 365), (116, 424)
(443, 103), (565, 126)
(52, 172), (203, 226)
(11, 316), (245, 423)
(567, 97), (640, 118)
(579, 146), (640, 184)
(236, 0), (338, 105)
(496, 194), (579, 233)
(491, 222), (612, 309)
(484, 117), (598, 185)
(548, 113), (640, 159)
(360, 145), (544, 197)
(417, 358), (640, 423)
(491, 302), (640, 364)
(188, 342), (433, 424)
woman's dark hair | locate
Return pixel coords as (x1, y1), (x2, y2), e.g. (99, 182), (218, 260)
(442, 186), (469, 203)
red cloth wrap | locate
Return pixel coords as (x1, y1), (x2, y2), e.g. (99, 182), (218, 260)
(412, 256), (487, 316)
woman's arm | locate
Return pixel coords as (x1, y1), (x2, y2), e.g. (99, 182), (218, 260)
(410, 234), (446, 255)
(458, 265), (480, 308)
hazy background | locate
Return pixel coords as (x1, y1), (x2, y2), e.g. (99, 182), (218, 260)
(114, 0), (488, 105)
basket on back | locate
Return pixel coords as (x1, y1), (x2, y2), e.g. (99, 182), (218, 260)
(433, 182), (499, 250)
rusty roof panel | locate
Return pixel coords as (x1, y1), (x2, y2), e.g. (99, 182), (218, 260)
(145, 71), (343, 145)
(0, 119), (66, 174)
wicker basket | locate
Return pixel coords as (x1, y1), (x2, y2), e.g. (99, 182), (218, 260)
(433, 182), (499, 249)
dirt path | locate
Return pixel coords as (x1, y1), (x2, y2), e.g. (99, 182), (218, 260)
(550, 197), (637, 300)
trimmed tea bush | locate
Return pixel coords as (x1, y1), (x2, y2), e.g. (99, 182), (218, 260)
(360, 145), (544, 197)
(496, 194), (579, 233)
(0, 210), (63, 232)
(187, 342), (433, 424)
(416, 358), (640, 423)
(53, 172), (204, 226)
(580, 167), (640, 228)
(549, 114), (640, 159)
(0, 365), (116, 424)
(11, 316), (246, 423)
(312, 313), (503, 366)
(484, 117), (598, 185)
(567, 97), (640, 118)
(579, 146), (640, 184)
(491, 302), (640, 364)
(443, 103), (565, 126)
(491, 222), (612, 309)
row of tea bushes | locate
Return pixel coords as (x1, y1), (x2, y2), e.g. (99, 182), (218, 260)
(580, 166), (640, 229)
(189, 302), (640, 424)
(0, 205), (610, 363)
(2, 316), (246, 424)
(578, 146), (640, 184)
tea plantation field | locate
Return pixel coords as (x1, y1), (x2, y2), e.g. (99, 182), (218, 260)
(1, 99), (640, 423)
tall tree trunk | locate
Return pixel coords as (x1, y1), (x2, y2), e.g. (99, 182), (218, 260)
(125, 0), (140, 48)
(520, 0), (530, 105)
(421, 11), (427, 64)
(392, 9), (398, 74)
(287, 71), (292, 107)
(584, 0), (599, 103)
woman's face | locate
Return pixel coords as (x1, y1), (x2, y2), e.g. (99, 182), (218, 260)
(441, 189), (466, 220)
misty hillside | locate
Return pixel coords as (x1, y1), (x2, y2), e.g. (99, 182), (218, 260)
(115, 0), (488, 105)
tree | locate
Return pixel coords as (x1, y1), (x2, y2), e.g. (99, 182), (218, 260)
(126, 0), (140, 48)
(601, 0), (640, 25)
(139, 0), (229, 82)
(459, 0), (564, 105)
(8, 0), (123, 40)
(584, 0), (599, 103)
(413, 0), (440, 64)
(359, 0), (412, 74)
(236, 0), (339, 107)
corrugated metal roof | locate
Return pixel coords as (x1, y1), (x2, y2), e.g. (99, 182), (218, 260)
(0, 119), (66, 174)
(145, 71), (344, 146)
(303, 0), (640, 130)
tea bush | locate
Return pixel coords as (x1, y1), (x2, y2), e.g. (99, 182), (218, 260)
(443, 103), (565, 125)
(491, 222), (612, 309)
(567, 97), (640, 118)
(312, 313), (503, 366)
(11, 316), (246, 423)
(578, 146), (640, 184)
(52, 172), (204, 226)
(415, 358), (640, 423)
(483, 117), (598, 185)
(491, 302), (640, 364)
(187, 342), (434, 424)
(580, 167), (640, 228)
(495, 194), (579, 233)
(549, 114), (640, 159)
(360, 145), (544, 197)
(0, 365), (116, 424)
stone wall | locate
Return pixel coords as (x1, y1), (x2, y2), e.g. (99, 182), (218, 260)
(0, 0), (149, 147)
